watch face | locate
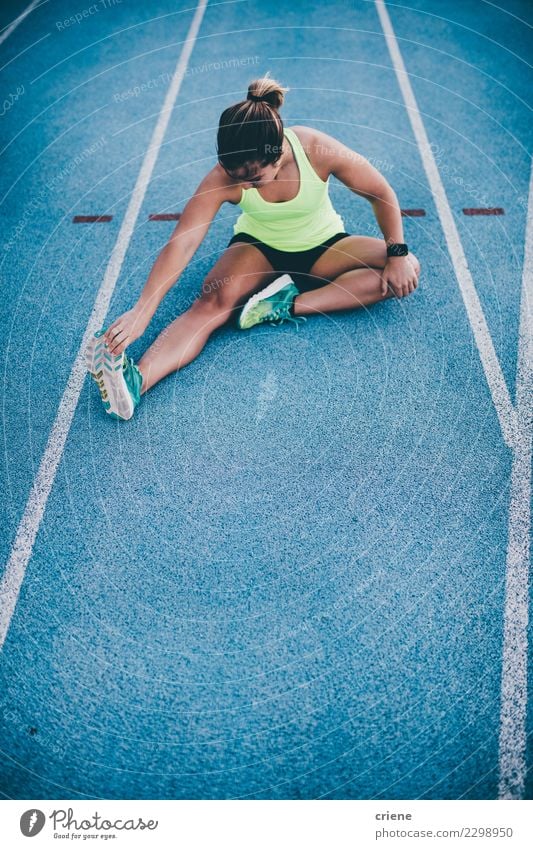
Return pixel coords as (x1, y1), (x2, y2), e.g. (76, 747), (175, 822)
(388, 243), (408, 256)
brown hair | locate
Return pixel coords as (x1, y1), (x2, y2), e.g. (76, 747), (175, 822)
(217, 74), (289, 173)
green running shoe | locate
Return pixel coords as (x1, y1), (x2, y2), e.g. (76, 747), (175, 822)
(86, 330), (142, 421)
(238, 274), (303, 330)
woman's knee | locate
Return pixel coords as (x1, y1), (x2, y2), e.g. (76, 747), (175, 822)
(199, 271), (236, 302)
(190, 274), (239, 320)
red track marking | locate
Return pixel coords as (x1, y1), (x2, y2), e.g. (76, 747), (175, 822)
(401, 208), (426, 217)
(463, 208), (504, 215)
(149, 213), (181, 221)
(73, 215), (113, 223)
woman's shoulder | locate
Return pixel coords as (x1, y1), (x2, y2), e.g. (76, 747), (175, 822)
(198, 163), (242, 205)
(289, 126), (364, 181)
(286, 124), (317, 152)
(288, 125), (333, 181)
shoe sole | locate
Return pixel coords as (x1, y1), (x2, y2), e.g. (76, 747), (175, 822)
(238, 273), (294, 330)
(85, 331), (134, 421)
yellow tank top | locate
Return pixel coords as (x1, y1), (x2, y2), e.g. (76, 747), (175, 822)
(233, 127), (345, 251)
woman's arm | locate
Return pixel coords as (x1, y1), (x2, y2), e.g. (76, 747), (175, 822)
(305, 129), (418, 298)
(104, 168), (235, 354)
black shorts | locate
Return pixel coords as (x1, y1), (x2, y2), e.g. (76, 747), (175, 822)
(227, 231), (351, 293)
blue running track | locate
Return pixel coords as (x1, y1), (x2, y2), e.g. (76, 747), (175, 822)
(0, 0), (532, 800)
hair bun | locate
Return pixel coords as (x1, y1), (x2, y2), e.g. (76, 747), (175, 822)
(246, 73), (289, 110)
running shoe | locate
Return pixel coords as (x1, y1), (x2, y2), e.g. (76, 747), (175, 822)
(238, 274), (303, 330)
(86, 330), (142, 421)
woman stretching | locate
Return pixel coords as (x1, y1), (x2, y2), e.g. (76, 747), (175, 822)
(86, 75), (420, 420)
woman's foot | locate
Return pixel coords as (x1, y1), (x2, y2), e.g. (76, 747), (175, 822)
(86, 331), (143, 420)
(238, 274), (301, 329)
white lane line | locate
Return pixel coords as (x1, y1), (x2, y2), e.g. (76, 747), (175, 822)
(375, 0), (517, 449)
(376, 0), (532, 801)
(498, 164), (533, 800)
(0, 0), (208, 649)
(0, 0), (43, 47)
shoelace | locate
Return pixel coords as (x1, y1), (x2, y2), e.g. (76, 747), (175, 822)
(268, 307), (307, 329)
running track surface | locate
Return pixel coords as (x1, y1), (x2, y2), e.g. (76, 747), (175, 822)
(0, 0), (532, 800)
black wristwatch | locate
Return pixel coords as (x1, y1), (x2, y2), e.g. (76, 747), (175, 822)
(387, 242), (409, 257)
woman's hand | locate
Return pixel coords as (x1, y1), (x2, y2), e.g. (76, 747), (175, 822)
(104, 306), (150, 355)
(380, 256), (419, 298)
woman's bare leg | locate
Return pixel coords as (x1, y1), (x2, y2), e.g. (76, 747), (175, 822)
(137, 243), (275, 393)
(293, 235), (420, 315)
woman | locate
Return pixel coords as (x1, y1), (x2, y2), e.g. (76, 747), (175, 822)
(86, 75), (420, 420)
